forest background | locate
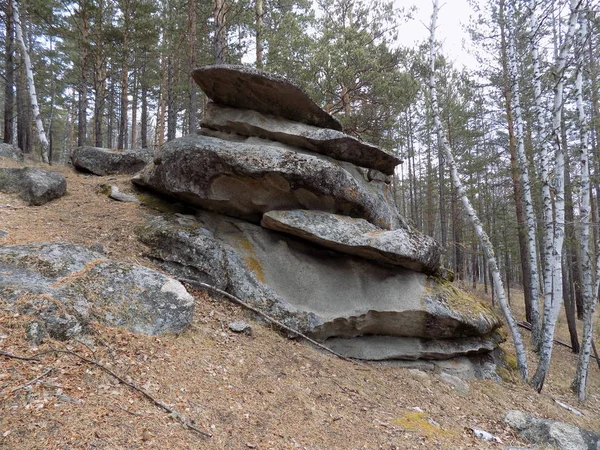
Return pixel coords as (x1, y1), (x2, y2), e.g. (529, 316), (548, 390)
(1, 0), (600, 398)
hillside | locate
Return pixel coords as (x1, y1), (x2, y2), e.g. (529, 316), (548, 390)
(1, 159), (599, 449)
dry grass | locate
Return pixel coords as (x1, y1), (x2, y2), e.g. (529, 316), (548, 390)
(1, 158), (599, 449)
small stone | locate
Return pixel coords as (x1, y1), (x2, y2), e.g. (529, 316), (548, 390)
(109, 185), (139, 203)
(0, 230), (7, 238)
(25, 321), (47, 346)
(228, 321), (252, 335)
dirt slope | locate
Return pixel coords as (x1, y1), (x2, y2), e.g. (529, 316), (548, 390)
(1, 159), (599, 449)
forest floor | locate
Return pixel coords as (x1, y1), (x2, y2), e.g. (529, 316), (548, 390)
(1, 158), (600, 449)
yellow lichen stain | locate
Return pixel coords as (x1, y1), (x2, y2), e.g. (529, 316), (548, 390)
(231, 236), (266, 284)
(391, 411), (453, 439)
(244, 256), (265, 284)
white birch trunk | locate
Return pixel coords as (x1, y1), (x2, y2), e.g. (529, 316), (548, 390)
(572, 11), (596, 401)
(530, 0), (581, 393)
(428, 0), (528, 380)
(507, 0), (541, 346)
(11, 0), (49, 163)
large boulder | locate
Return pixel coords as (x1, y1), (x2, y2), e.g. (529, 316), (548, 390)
(0, 143), (24, 162)
(133, 134), (403, 229)
(136, 212), (501, 348)
(505, 410), (600, 450)
(192, 64), (342, 131)
(202, 102), (400, 175)
(0, 167), (66, 205)
(0, 242), (195, 339)
(261, 210), (441, 275)
(71, 146), (153, 175)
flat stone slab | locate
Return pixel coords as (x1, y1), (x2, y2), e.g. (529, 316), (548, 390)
(71, 146), (153, 175)
(0, 167), (66, 205)
(192, 64), (342, 131)
(133, 133), (401, 229)
(0, 242), (194, 339)
(137, 212), (501, 344)
(261, 210), (441, 275)
(324, 333), (502, 361)
(202, 102), (400, 175)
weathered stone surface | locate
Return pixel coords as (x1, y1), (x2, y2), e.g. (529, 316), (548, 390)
(0, 242), (194, 338)
(109, 185), (139, 203)
(192, 64), (342, 131)
(0, 167), (66, 205)
(202, 102), (400, 175)
(261, 210), (441, 275)
(71, 146), (153, 175)
(0, 143), (24, 162)
(505, 410), (600, 450)
(323, 333), (502, 361)
(136, 212), (501, 344)
(133, 134), (402, 229)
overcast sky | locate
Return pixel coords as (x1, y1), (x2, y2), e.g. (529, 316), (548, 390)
(393, 0), (479, 69)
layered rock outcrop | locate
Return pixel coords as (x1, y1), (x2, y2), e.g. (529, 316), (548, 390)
(134, 65), (503, 367)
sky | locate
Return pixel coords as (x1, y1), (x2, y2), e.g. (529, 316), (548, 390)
(393, 0), (479, 70)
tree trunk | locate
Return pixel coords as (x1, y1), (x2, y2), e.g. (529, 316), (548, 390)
(167, 57), (177, 142)
(213, 0), (228, 64)
(141, 61), (148, 149)
(4, 0), (15, 144)
(256, 0), (264, 69)
(531, 0), (580, 393)
(77, 0), (88, 148)
(12, 0), (49, 163)
(188, 0), (198, 132)
(573, 9), (596, 401)
(428, 0), (527, 380)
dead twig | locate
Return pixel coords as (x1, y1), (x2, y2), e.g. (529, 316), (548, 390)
(180, 278), (361, 366)
(47, 347), (212, 438)
(0, 350), (40, 362)
(9, 368), (53, 393)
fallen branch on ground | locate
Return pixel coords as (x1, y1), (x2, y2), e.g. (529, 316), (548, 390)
(0, 350), (41, 362)
(46, 347), (212, 438)
(179, 278), (361, 366)
(9, 368), (53, 393)
(517, 321), (600, 365)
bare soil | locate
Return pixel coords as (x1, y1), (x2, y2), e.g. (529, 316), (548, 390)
(1, 158), (599, 449)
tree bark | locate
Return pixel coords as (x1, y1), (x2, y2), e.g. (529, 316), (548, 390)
(428, 0), (528, 380)
(213, 0), (228, 64)
(12, 0), (49, 163)
(256, 0), (264, 69)
(4, 0), (15, 144)
(77, 0), (88, 148)
(531, 0), (580, 393)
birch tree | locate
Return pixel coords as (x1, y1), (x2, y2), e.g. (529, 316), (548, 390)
(428, 0), (528, 380)
(530, 0), (582, 393)
(572, 7), (596, 401)
(11, 0), (49, 163)
(506, 0), (541, 346)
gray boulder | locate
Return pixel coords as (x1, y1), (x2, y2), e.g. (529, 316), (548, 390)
(71, 146), (153, 175)
(202, 102), (400, 175)
(133, 133), (402, 230)
(505, 410), (600, 450)
(0, 242), (194, 338)
(0, 143), (24, 161)
(261, 210), (441, 275)
(0, 167), (66, 205)
(137, 212), (501, 344)
(192, 64), (342, 131)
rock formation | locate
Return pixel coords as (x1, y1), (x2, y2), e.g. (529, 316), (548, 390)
(71, 146), (153, 175)
(134, 64), (503, 368)
(0, 242), (194, 340)
(0, 167), (67, 205)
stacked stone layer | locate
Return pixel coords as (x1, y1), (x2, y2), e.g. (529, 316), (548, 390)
(134, 64), (502, 363)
